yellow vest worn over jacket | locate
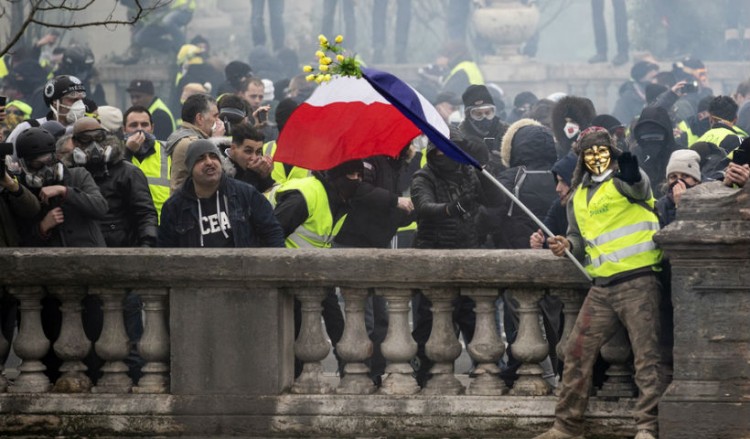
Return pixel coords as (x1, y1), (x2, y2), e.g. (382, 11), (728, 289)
(264, 140), (310, 184)
(148, 97), (176, 134)
(445, 61), (485, 87)
(573, 179), (662, 279)
(274, 176), (346, 249)
(695, 126), (745, 152)
(129, 140), (171, 223)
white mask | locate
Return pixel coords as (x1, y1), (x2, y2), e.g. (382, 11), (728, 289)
(65, 99), (87, 124)
(564, 122), (580, 139)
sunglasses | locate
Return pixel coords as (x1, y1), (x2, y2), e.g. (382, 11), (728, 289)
(5, 109), (25, 117)
(469, 105), (496, 121)
(74, 129), (107, 144)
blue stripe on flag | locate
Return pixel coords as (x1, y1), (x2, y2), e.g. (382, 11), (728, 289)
(362, 67), (481, 168)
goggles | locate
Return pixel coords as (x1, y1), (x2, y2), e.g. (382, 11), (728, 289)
(5, 109), (26, 117)
(22, 153), (56, 172)
(74, 128), (107, 145)
(469, 105), (496, 121)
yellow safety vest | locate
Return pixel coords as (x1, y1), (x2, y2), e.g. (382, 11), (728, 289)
(274, 176), (346, 249)
(171, 0), (196, 10)
(129, 140), (171, 223)
(148, 97), (176, 135)
(0, 56), (8, 78)
(694, 126), (745, 152)
(678, 120), (700, 147)
(263, 140), (310, 184)
(573, 179), (662, 279)
(444, 61), (485, 87)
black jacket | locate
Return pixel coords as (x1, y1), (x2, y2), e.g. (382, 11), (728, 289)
(20, 167), (108, 247)
(632, 106), (682, 198)
(458, 117), (509, 177)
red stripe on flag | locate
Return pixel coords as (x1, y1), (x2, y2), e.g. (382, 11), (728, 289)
(274, 101), (421, 171)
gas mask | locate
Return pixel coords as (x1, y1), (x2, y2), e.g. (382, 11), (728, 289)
(583, 145), (612, 176)
(19, 153), (64, 188)
(564, 122), (580, 139)
(73, 141), (112, 167)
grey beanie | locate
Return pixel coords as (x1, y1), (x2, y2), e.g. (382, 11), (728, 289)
(185, 139), (221, 172)
(666, 149), (701, 182)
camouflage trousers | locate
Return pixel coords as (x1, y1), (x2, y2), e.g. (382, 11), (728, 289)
(553, 273), (667, 436)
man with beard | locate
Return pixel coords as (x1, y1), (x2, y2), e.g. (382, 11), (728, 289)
(694, 95), (747, 154)
(534, 127), (664, 439)
(612, 61), (658, 127)
(458, 84), (509, 177)
(632, 106), (682, 198)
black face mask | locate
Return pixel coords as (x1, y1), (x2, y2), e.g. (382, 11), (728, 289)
(332, 176), (361, 201)
(470, 117), (496, 135)
(430, 153), (460, 174)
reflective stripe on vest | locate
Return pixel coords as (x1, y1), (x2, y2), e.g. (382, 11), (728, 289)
(695, 126), (744, 152)
(679, 120), (700, 147)
(573, 179), (662, 278)
(445, 61), (485, 87)
(264, 140), (311, 185)
(130, 141), (171, 222)
(274, 176), (346, 249)
(148, 98), (176, 134)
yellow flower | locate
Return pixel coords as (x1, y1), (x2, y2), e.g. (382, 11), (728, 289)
(315, 75), (324, 84)
(335, 35), (344, 44)
(306, 74), (316, 82)
(318, 34), (328, 45)
(321, 56), (332, 65)
(303, 65), (313, 72)
(315, 50), (325, 59)
(319, 64), (329, 72)
(336, 54), (345, 62)
(324, 74), (332, 82)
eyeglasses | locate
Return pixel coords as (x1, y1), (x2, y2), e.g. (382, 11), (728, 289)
(469, 105), (496, 121)
(5, 109), (25, 117)
(74, 129), (107, 144)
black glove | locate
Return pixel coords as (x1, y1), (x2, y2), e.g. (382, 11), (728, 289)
(447, 193), (475, 217)
(616, 152), (642, 185)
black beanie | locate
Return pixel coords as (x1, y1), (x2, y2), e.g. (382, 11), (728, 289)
(326, 159), (364, 180)
(275, 98), (299, 133)
(462, 84), (494, 107)
(630, 61), (658, 82)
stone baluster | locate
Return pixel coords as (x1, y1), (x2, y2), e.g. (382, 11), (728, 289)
(8, 286), (50, 393)
(336, 288), (376, 394)
(291, 288), (331, 394)
(597, 323), (637, 398)
(378, 288), (419, 395)
(421, 288), (464, 395)
(508, 288), (550, 396)
(48, 286), (92, 393)
(0, 291), (9, 392)
(92, 288), (132, 393)
(552, 289), (584, 364)
(464, 288), (507, 395)
(132, 288), (169, 394)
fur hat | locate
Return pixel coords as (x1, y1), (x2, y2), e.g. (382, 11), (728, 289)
(666, 149), (701, 182)
(185, 139), (221, 173)
(577, 126), (614, 152)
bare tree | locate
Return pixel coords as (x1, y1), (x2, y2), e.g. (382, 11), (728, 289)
(0, 0), (170, 58)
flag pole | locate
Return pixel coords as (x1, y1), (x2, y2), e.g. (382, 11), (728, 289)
(479, 168), (593, 282)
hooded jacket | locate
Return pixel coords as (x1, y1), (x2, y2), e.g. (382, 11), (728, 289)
(611, 80), (648, 128)
(0, 184), (40, 246)
(551, 96), (596, 158)
(220, 146), (275, 193)
(157, 173), (285, 248)
(632, 106), (682, 198)
(458, 116), (509, 177)
(490, 120), (558, 248)
(165, 121), (209, 193)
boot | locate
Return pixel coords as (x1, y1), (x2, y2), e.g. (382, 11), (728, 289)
(588, 53), (607, 64)
(532, 427), (585, 439)
(612, 52), (629, 66)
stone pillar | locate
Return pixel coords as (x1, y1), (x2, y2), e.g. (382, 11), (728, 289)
(421, 288), (463, 395)
(508, 288), (550, 396)
(655, 182), (750, 438)
(336, 288), (376, 395)
(472, 0), (540, 60)
(92, 288), (132, 393)
(48, 286), (92, 393)
(132, 288), (169, 394)
(552, 288), (584, 364)
(0, 291), (10, 392)
(378, 288), (419, 395)
(597, 323), (637, 398)
(464, 288), (507, 396)
(8, 286), (50, 393)
(291, 288), (331, 394)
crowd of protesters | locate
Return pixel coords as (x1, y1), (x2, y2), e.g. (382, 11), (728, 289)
(2, 3), (750, 439)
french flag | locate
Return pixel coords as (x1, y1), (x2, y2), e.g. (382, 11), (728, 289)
(274, 67), (481, 171)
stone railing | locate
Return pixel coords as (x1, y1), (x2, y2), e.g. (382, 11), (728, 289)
(0, 248), (648, 438)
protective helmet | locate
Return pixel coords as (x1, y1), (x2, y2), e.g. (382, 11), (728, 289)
(15, 128), (57, 159)
(59, 45), (95, 80)
(43, 75), (86, 107)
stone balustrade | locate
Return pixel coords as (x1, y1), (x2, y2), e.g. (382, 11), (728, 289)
(0, 248), (649, 437)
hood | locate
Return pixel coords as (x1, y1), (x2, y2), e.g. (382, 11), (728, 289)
(551, 96), (596, 151)
(550, 151), (577, 187)
(500, 118), (557, 169)
(633, 106), (675, 145)
(165, 122), (208, 155)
